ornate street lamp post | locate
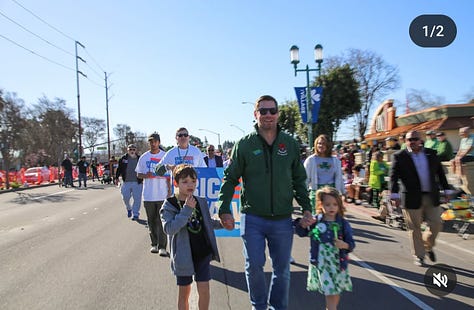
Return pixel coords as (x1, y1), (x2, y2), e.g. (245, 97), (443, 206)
(290, 44), (323, 147)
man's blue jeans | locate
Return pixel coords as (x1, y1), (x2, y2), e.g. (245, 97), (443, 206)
(241, 213), (293, 310)
(120, 182), (143, 217)
(78, 172), (87, 187)
(64, 170), (73, 186)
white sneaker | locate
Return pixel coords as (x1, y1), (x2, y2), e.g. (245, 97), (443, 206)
(158, 248), (169, 257)
(290, 256), (296, 264)
(150, 246), (159, 254)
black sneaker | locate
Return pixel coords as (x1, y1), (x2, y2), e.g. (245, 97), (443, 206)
(427, 250), (436, 262)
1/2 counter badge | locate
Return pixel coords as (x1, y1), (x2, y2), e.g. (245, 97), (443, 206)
(409, 14), (457, 48)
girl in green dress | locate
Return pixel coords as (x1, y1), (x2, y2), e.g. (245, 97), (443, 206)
(295, 187), (356, 310)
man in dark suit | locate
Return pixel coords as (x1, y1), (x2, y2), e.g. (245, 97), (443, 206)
(203, 144), (223, 167)
(390, 130), (449, 266)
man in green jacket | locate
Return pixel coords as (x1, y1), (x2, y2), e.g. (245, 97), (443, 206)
(424, 130), (439, 150)
(435, 132), (454, 161)
(218, 95), (311, 310)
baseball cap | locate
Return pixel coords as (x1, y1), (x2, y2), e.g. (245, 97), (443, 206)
(127, 144), (137, 149)
(436, 132), (445, 136)
(426, 130), (435, 135)
(147, 132), (161, 141)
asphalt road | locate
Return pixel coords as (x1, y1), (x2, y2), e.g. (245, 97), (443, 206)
(0, 183), (473, 310)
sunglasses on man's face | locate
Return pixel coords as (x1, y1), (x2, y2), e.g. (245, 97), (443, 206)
(257, 107), (278, 115)
(128, 149), (136, 151)
(177, 133), (189, 138)
(208, 149), (215, 152)
(407, 137), (420, 142)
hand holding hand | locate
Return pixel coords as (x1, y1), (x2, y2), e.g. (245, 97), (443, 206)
(220, 213), (235, 230)
(300, 210), (316, 229)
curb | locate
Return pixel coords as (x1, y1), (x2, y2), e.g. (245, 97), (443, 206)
(0, 181), (61, 194)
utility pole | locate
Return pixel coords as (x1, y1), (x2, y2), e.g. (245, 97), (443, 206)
(105, 72), (111, 165)
(75, 41), (86, 159)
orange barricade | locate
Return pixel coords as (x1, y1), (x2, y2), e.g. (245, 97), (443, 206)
(19, 168), (26, 184)
(49, 166), (58, 183)
(8, 171), (17, 183)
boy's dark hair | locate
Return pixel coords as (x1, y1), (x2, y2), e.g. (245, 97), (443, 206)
(173, 164), (197, 181)
(353, 164), (363, 172)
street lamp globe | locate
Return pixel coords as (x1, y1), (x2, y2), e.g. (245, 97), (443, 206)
(290, 45), (300, 65)
(314, 44), (323, 64)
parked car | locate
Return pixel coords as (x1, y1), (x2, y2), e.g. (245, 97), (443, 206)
(24, 167), (50, 184)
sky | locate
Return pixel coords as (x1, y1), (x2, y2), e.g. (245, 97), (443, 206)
(1, 0), (473, 148)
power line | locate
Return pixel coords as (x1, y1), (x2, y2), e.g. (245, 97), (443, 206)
(84, 47), (105, 73)
(0, 9), (75, 57)
(9, 0), (107, 78)
(0, 33), (75, 71)
(82, 56), (105, 80)
(10, 0), (76, 42)
(84, 75), (104, 88)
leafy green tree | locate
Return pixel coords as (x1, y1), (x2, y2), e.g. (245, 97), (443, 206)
(0, 91), (28, 188)
(278, 100), (306, 144)
(26, 96), (77, 166)
(314, 65), (361, 141)
(280, 66), (360, 145)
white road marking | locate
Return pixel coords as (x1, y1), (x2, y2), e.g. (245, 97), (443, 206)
(437, 239), (474, 255)
(348, 206), (474, 256)
(351, 254), (434, 310)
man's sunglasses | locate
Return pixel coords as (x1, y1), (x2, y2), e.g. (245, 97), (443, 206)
(407, 137), (420, 142)
(128, 148), (136, 151)
(177, 133), (189, 138)
(257, 107), (278, 115)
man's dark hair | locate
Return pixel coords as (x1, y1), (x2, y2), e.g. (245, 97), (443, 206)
(255, 95), (278, 110)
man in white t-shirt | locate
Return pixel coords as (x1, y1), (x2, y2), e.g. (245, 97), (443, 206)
(136, 132), (171, 256)
(160, 127), (207, 169)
